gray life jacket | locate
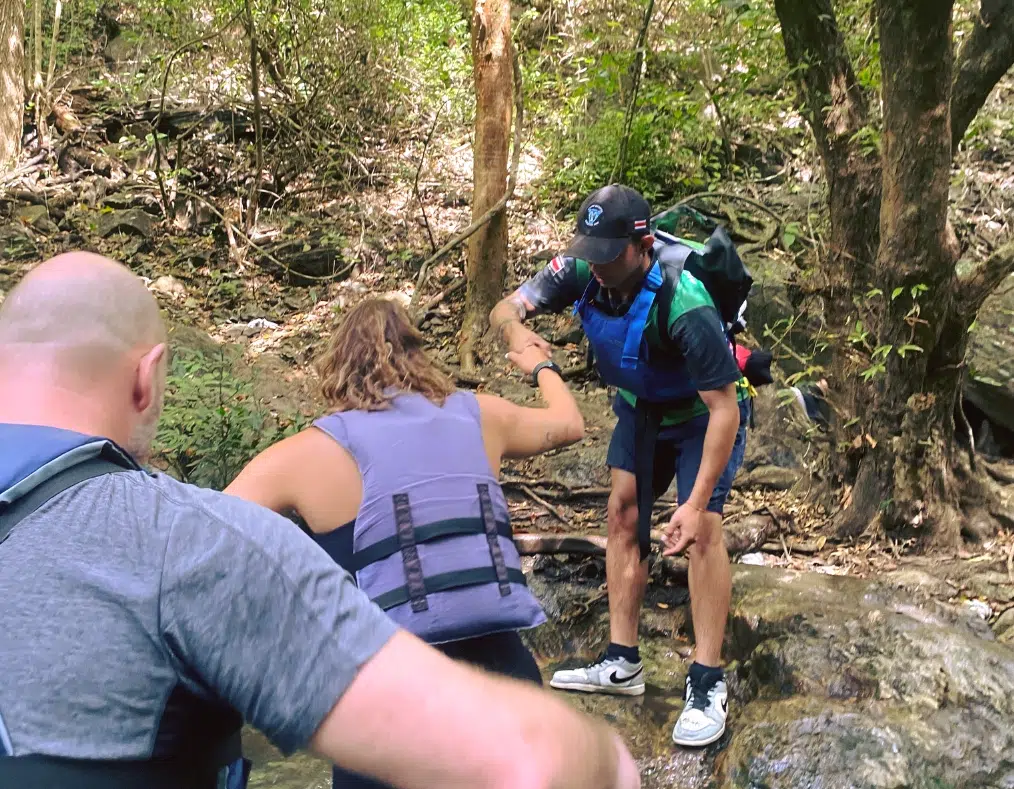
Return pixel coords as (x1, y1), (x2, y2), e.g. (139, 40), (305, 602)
(314, 391), (546, 644)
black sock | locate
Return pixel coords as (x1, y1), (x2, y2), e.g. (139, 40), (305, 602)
(605, 643), (640, 663)
(688, 661), (724, 691)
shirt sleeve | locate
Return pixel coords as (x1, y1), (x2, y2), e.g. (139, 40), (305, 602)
(158, 486), (399, 755)
(516, 256), (589, 316)
(668, 307), (743, 392)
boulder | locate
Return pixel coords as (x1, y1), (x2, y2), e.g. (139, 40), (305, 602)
(966, 278), (1014, 455)
(522, 558), (1014, 788)
(97, 208), (154, 239)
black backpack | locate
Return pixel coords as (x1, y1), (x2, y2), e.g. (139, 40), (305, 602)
(653, 225), (753, 339)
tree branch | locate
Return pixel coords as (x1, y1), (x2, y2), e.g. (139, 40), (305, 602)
(772, 0), (869, 180)
(951, 0), (1014, 152)
(959, 239), (1014, 313)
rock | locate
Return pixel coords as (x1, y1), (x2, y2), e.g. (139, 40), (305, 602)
(150, 275), (186, 299)
(16, 205), (59, 234)
(995, 608), (1014, 644)
(523, 560), (1014, 787)
(736, 464), (797, 490)
(881, 567), (954, 598)
(97, 208), (154, 238)
(963, 598), (993, 620)
(221, 318), (280, 339)
(739, 552), (768, 566)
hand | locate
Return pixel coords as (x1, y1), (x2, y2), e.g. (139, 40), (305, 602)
(506, 344), (551, 376)
(610, 732), (641, 789)
(503, 321), (552, 355)
(660, 503), (709, 556)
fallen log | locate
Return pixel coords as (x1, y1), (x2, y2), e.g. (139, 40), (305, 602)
(514, 512), (778, 560)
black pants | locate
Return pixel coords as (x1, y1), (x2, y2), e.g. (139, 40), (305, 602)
(331, 630), (542, 789)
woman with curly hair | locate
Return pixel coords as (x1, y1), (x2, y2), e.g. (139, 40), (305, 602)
(226, 297), (585, 789)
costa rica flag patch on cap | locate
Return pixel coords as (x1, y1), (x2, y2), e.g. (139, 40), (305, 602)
(549, 255), (565, 275)
(633, 219), (648, 231)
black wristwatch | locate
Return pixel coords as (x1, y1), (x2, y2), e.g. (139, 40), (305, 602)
(531, 360), (563, 387)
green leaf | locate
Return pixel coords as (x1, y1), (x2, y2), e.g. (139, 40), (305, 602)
(892, 287), (904, 300)
(896, 344), (924, 358)
(873, 344), (893, 360)
(865, 288), (883, 298)
(782, 231), (796, 249)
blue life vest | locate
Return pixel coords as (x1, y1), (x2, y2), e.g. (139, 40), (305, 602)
(313, 391), (547, 645)
(0, 426), (249, 789)
(574, 242), (700, 404)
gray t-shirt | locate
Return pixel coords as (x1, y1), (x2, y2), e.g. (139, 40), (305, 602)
(0, 454), (398, 759)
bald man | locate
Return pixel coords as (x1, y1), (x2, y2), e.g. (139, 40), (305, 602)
(0, 253), (641, 789)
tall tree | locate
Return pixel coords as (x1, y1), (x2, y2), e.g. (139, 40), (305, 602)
(773, 0), (1014, 546)
(459, 0), (513, 373)
(0, 0), (25, 170)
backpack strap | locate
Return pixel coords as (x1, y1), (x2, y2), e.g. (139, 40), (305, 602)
(0, 450), (135, 547)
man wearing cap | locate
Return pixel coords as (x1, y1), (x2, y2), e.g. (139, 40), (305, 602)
(489, 185), (751, 747)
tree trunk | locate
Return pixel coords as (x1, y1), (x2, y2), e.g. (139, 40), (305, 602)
(951, 0), (1014, 150)
(459, 0), (512, 374)
(0, 0), (25, 170)
(775, 0), (1014, 548)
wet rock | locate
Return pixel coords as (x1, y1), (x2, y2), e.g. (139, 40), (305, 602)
(97, 208), (154, 238)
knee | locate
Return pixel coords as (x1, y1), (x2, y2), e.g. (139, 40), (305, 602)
(606, 491), (637, 541)
(686, 513), (725, 557)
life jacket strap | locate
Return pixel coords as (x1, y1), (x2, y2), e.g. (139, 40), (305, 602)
(478, 484), (512, 597)
(393, 493), (430, 613)
(372, 567), (531, 612)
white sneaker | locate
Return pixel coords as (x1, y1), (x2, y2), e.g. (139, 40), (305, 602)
(549, 653), (645, 696)
(672, 675), (728, 747)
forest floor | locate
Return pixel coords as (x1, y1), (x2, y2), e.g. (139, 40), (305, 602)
(2, 67), (1014, 638)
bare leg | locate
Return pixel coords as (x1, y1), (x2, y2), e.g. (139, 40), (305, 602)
(686, 512), (730, 666)
(606, 469), (649, 647)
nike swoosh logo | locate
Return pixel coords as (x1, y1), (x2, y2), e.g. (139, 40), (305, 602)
(721, 698), (728, 713)
(609, 667), (643, 684)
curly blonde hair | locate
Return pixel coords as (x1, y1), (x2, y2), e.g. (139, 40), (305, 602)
(316, 298), (456, 412)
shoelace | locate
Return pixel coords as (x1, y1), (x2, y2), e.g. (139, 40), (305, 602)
(687, 678), (713, 712)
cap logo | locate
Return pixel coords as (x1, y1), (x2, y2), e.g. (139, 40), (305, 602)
(585, 204), (603, 227)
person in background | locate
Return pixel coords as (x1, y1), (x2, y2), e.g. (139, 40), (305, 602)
(0, 253), (640, 789)
(226, 296), (589, 789)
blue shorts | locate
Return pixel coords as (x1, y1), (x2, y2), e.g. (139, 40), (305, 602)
(606, 397), (750, 515)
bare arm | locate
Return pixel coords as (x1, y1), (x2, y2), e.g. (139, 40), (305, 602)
(224, 428), (363, 530)
(686, 383), (740, 510)
(489, 288), (551, 353)
(310, 630), (640, 789)
(478, 347), (585, 463)
(223, 435), (300, 514)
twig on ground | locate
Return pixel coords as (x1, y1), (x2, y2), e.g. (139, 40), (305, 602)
(414, 277), (466, 328)
(520, 485), (570, 525)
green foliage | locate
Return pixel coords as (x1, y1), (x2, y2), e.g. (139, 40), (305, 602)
(153, 346), (309, 490)
(529, 0), (796, 206)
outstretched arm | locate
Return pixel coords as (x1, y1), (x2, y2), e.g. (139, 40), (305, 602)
(478, 345), (585, 462)
(312, 630), (640, 789)
(490, 256), (589, 353)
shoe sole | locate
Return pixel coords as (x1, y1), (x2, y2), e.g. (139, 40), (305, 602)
(672, 726), (726, 748)
(549, 679), (645, 696)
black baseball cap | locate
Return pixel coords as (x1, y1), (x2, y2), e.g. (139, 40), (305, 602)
(564, 184), (652, 264)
